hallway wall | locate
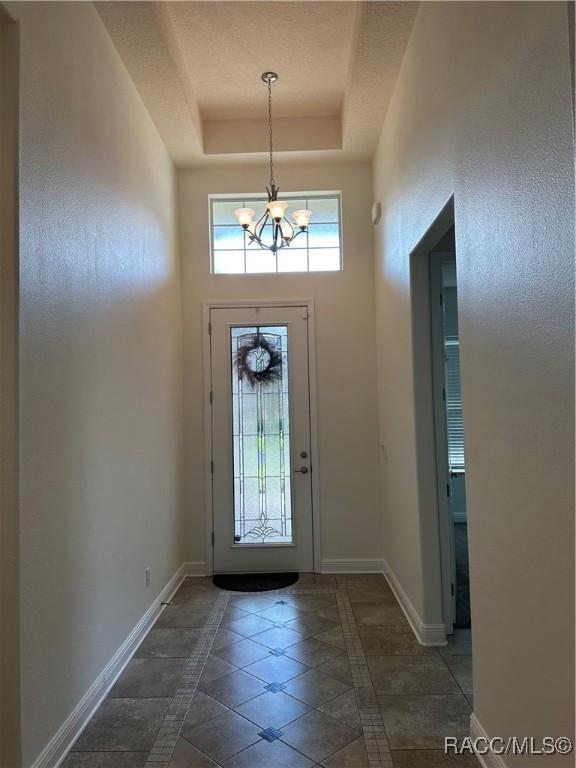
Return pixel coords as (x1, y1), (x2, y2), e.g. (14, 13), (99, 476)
(177, 162), (382, 571)
(6, 3), (184, 764)
(372, 1), (574, 763)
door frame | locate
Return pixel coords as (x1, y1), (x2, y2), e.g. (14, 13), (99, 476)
(409, 195), (456, 639)
(0, 12), (21, 767)
(201, 299), (321, 575)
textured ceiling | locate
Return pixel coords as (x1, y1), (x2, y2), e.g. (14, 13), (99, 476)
(96, 1), (418, 166)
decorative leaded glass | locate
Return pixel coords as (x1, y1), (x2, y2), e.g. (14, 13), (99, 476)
(231, 326), (292, 544)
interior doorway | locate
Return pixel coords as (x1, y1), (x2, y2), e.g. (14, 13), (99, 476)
(430, 235), (471, 630)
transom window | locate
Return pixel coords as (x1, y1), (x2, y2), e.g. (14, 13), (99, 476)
(209, 192), (342, 274)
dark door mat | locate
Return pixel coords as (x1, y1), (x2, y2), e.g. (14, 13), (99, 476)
(213, 572), (299, 592)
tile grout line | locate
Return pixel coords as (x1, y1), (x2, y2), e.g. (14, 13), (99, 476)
(336, 589), (394, 767)
(144, 592), (230, 766)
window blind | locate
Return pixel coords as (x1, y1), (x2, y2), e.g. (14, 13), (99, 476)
(444, 336), (465, 472)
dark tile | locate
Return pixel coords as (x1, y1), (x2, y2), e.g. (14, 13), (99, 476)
(182, 690), (229, 732)
(213, 638), (271, 668)
(379, 694), (471, 749)
(391, 749), (480, 767)
(443, 655), (473, 694)
(321, 736), (369, 767)
(234, 691), (311, 728)
(284, 669), (350, 707)
(61, 754), (147, 768)
(199, 654), (237, 683)
(367, 656), (460, 695)
(73, 698), (171, 751)
(317, 655), (353, 685)
(198, 668), (265, 708)
(182, 710), (262, 763)
(281, 709), (360, 762)
(286, 614), (339, 638)
(252, 626), (305, 649)
(265, 682), (287, 693)
(134, 628), (204, 658)
(258, 726), (284, 742)
(108, 658), (187, 698)
(359, 626), (436, 656)
(155, 604), (214, 629)
(244, 654), (309, 683)
(225, 614), (277, 638)
(169, 737), (219, 767)
(222, 737), (315, 768)
(353, 603), (408, 627)
(287, 638), (343, 667)
(318, 690), (361, 729)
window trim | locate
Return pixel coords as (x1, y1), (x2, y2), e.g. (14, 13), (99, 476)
(208, 191), (343, 275)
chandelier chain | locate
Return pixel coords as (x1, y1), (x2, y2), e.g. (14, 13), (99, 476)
(267, 77), (275, 189)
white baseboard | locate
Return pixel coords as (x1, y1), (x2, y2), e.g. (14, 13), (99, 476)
(382, 559), (447, 646)
(320, 558), (385, 574)
(32, 562), (188, 768)
(182, 561), (207, 577)
(470, 713), (507, 768)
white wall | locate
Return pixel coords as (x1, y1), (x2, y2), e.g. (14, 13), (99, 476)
(178, 162), (382, 571)
(373, 1), (574, 762)
(6, 3), (184, 764)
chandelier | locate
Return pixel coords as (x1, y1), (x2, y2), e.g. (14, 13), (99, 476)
(234, 72), (312, 253)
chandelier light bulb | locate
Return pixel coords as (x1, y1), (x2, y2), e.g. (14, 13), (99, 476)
(266, 200), (288, 221)
(292, 209), (312, 228)
(234, 207), (255, 228)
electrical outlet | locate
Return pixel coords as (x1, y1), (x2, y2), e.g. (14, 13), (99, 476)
(145, 567), (151, 588)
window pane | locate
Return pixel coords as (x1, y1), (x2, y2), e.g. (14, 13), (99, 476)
(308, 248), (341, 271)
(230, 327), (292, 544)
(277, 248), (308, 272)
(212, 200), (243, 226)
(214, 225), (245, 250)
(246, 249), (276, 273)
(308, 222), (339, 248)
(309, 197), (339, 223)
(213, 251), (245, 274)
(210, 194), (342, 274)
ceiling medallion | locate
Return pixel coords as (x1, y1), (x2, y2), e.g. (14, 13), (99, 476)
(234, 72), (312, 253)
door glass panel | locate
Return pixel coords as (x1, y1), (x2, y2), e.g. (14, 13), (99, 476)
(230, 326), (292, 544)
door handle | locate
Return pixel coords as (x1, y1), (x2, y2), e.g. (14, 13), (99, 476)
(294, 466), (309, 474)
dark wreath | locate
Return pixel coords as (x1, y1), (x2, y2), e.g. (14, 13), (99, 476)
(236, 333), (283, 388)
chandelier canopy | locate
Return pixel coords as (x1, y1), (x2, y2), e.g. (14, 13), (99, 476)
(234, 72), (312, 253)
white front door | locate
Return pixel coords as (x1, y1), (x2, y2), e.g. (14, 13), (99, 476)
(209, 305), (314, 573)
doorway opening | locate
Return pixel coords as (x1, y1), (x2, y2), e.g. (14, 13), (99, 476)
(430, 231), (471, 630)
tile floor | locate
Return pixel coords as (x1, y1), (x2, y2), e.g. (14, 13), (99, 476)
(63, 574), (478, 768)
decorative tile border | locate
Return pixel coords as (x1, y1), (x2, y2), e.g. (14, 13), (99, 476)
(144, 592), (230, 766)
(144, 581), (393, 767)
(336, 590), (393, 767)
